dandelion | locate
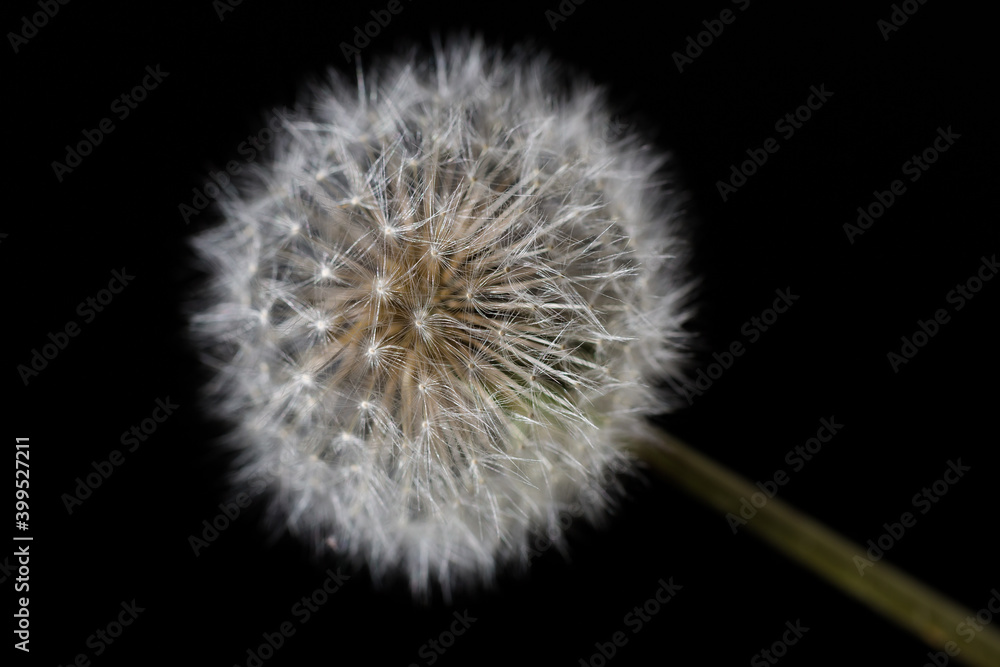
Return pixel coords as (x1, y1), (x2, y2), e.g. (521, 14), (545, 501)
(190, 36), (693, 597)
(189, 39), (1000, 665)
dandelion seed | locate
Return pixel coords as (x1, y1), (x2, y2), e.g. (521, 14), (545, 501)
(189, 36), (694, 598)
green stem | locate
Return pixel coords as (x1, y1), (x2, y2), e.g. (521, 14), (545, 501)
(631, 430), (1000, 667)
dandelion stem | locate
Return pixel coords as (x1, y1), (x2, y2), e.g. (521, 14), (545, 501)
(633, 430), (1000, 667)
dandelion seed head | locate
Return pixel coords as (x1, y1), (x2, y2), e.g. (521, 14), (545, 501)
(190, 36), (694, 598)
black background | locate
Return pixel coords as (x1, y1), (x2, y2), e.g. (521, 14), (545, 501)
(6, 0), (998, 665)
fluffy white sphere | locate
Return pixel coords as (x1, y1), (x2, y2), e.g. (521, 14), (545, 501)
(190, 36), (693, 597)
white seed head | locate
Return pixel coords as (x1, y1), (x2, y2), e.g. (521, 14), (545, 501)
(189, 36), (693, 598)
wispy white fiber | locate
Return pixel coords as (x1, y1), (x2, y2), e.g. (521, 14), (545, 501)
(189, 36), (694, 598)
